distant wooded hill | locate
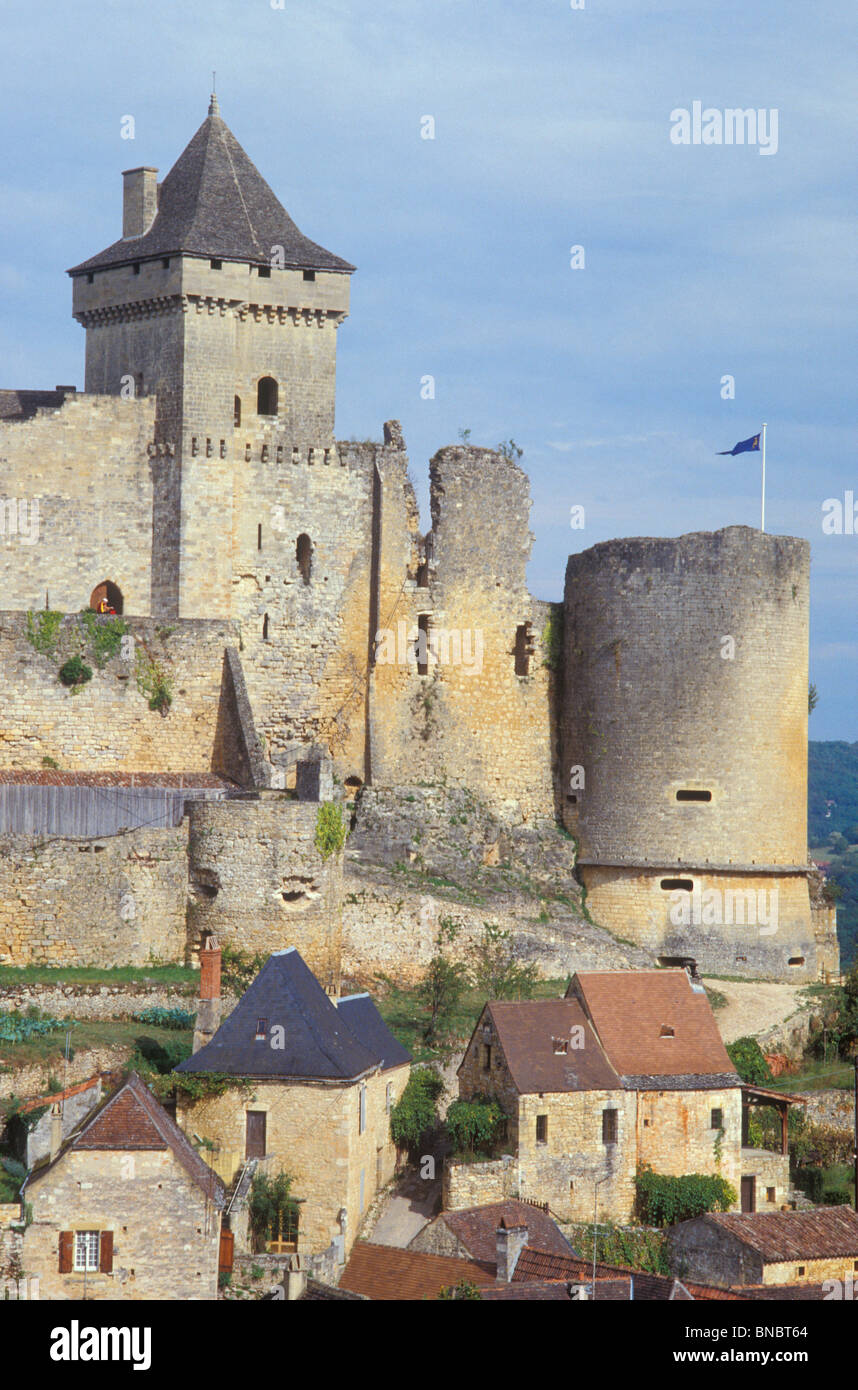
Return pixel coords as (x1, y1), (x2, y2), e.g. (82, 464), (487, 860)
(809, 741), (858, 968)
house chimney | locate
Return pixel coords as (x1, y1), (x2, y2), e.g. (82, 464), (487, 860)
(122, 167), (158, 239)
(495, 1218), (528, 1283)
(283, 1254), (306, 1301)
(49, 1103), (63, 1163)
(192, 934), (222, 1053)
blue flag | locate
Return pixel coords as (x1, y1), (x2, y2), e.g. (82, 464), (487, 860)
(718, 433), (761, 456)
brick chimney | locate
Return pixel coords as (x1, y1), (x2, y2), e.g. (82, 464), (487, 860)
(49, 1103), (63, 1163)
(495, 1218), (528, 1283)
(192, 934), (222, 1053)
(122, 167), (158, 239)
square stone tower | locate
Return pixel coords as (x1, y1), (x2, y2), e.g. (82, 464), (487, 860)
(68, 96), (354, 619)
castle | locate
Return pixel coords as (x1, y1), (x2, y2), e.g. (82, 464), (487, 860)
(0, 101), (838, 983)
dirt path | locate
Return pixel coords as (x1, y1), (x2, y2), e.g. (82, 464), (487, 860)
(704, 978), (808, 1044)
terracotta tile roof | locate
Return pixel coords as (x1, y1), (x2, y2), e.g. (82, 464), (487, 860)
(18, 1075), (100, 1114)
(737, 1283), (835, 1300)
(435, 1200), (574, 1264)
(568, 969), (738, 1080)
(698, 1208), (858, 1262)
(69, 105), (354, 276)
(0, 771), (227, 788)
(339, 1242), (496, 1300)
(513, 1248), (740, 1300)
(469, 998), (622, 1094)
(25, 1073), (226, 1208)
(482, 1280), (584, 1301)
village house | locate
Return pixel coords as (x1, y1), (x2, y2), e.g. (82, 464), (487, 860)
(667, 1207), (858, 1288)
(174, 944), (411, 1264)
(451, 968), (798, 1222)
(9, 1076), (103, 1168)
(21, 1072), (225, 1300)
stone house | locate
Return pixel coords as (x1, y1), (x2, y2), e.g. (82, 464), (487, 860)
(451, 968), (798, 1222)
(21, 1072), (225, 1300)
(174, 945), (411, 1262)
(409, 1199), (574, 1267)
(667, 1208), (858, 1287)
(10, 1076), (102, 1168)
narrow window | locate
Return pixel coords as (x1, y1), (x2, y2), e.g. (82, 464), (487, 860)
(766, 1187), (776, 1203)
(234, 395), (241, 428)
(482, 1044), (492, 1071)
(162, 258), (170, 269)
(797, 1266), (805, 1277)
(257, 376), (278, 415)
(303, 269), (316, 281)
(660, 878), (693, 891)
(257, 523), (262, 551)
(535, 1114), (548, 1145)
(210, 258), (222, 270)
(262, 614), (269, 641)
(602, 1109), (618, 1144)
(359, 1084), (366, 1135)
(417, 613), (430, 676)
(296, 533), (312, 584)
(513, 622), (534, 676)
(711, 1108), (723, 1129)
(86, 273), (94, 284)
(132, 263), (140, 275)
(74, 1231), (100, 1272)
(676, 789), (712, 802)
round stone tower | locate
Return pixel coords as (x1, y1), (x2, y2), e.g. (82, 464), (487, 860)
(562, 525), (833, 980)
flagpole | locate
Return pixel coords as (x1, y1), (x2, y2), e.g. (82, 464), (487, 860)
(760, 423), (767, 532)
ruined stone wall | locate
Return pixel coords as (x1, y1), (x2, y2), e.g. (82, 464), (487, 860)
(0, 614), (236, 773)
(442, 1156), (516, 1212)
(24, 1147), (221, 1300)
(0, 394), (155, 615)
(0, 824), (188, 967)
(187, 797), (344, 978)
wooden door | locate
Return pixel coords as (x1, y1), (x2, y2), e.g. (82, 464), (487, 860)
(218, 1228), (234, 1272)
(245, 1110), (266, 1160)
(741, 1175), (756, 1213)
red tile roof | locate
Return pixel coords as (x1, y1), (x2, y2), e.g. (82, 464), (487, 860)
(339, 1242), (496, 1300)
(513, 1248), (742, 1300)
(698, 1208), (858, 1262)
(472, 998), (622, 1094)
(18, 1075), (100, 1114)
(568, 969), (736, 1078)
(435, 1200), (574, 1264)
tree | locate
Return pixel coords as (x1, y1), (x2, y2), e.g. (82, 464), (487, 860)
(248, 1169), (299, 1253)
(417, 919), (469, 1045)
(726, 1036), (773, 1086)
(496, 439), (523, 462)
(809, 683), (819, 715)
(389, 1067), (445, 1158)
(473, 922), (538, 1000)
(445, 1096), (506, 1158)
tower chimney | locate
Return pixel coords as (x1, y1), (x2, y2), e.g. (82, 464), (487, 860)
(122, 167), (158, 239)
(49, 1103), (63, 1163)
(193, 933), (222, 1053)
(495, 1218), (528, 1283)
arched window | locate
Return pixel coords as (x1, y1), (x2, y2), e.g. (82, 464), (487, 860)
(234, 395), (241, 428)
(257, 377), (278, 416)
(296, 534), (312, 584)
(89, 581), (124, 616)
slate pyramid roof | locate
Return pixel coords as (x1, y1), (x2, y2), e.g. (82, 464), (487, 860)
(68, 98), (354, 276)
(24, 1072), (226, 1207)
(176, 948), (410, 1082)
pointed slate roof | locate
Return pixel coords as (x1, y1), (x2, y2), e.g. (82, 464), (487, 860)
(68, 98), (354, 276)
(336, 993), (412, 1073)
(176, 949), (409, 1082)
(24, 1073), (226, 1207)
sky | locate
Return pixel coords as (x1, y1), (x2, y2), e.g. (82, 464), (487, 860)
(1, 0), (855, 738)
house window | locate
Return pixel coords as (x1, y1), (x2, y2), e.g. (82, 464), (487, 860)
(234, 395), (241, 428)
(162, 258), (170, 269)
(86, 272), (94, 284)
(255, 1018), (267, 1040)
(660, 1025), (675, 1038)
(482, 1044), (492, 1071)
(797, 1265), (806, 1277)
(359, 1084), (366, 1135)
(132, 263), (140, 275)
(258, 265), (271, 278)
(535, 1114), (548, 1145)
(74, 1231), (100, 1272)
(676, 789), (712, 802)
(513, 622), (534, 676)
(602, 1109), (618, 1144)
(210, 258), (222, 269)
(660, 878), (694, 891)
(296, 533), (312, 584)
(257, 376), (278, 415)
(766, 1187), (776, 1203)
(553, 1038), (569, 1055)
(303, 269), (316, 281)
(711, 1108), (723, 1130)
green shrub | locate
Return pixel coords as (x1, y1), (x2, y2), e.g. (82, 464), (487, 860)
(248, 1170), (298, 1253)
(26, 610), (63, 655)
(135, 647), (173, 713)
(821, 1189), (851, 1206)
(79, 610), (129, 667)
(793, 1165), (824, 1203)
(390, 1066), (444, 1157)
(58, 655), (92, 688)
(446, 1096), (506, 1158)
(726, 1036), (773, 1086)
(472, 923), (539, 1000)
(314, 802), (347, 860)
(635, 1166), (737, 1226)
(134, 1006), (195, 1030)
